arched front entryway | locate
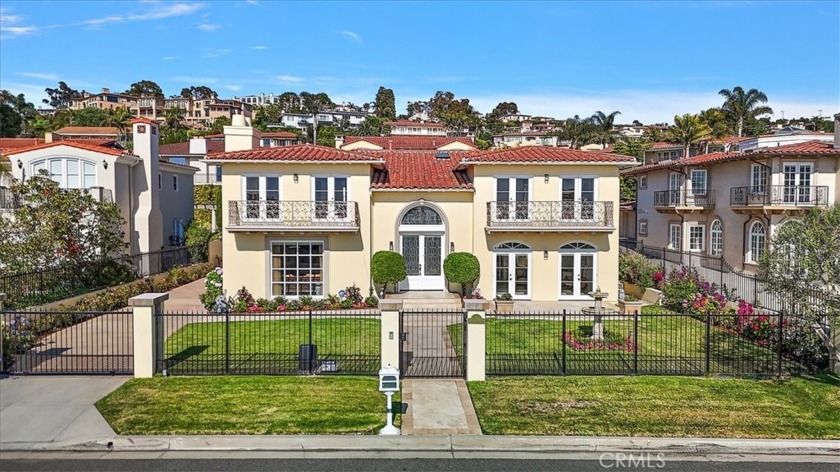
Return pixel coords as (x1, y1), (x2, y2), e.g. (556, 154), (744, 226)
(493, 242), (531, 300)
(398, 204), (446, 290)
(559, 242), (598, 299)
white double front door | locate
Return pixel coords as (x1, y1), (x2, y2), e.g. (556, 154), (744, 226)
(559, 248), (596, 299)
(400, 233), (444, 290)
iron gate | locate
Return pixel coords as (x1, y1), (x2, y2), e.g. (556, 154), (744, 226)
(399, 309), (466, 378)
(1, 310), (134, 375)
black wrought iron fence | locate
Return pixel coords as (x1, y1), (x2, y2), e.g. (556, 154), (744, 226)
(485, 310), (826, 377)
(155, 310), (381, 376)
(0, 245), (209, 309)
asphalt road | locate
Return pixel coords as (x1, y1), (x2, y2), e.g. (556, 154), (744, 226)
(1, 458), (838, 472)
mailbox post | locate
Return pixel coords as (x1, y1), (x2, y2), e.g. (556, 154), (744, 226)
(378, 364), (400, 435)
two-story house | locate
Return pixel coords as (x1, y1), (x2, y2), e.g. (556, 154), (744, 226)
(2, 118), (197, 258)
(206, 117), (636, 303)
(337, 135), (476, 151)
(385, 120), (448, 136)
(626, 113), (840, 273)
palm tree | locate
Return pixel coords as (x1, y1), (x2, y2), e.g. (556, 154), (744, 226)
(718, 86), (773, 137)
(556, 115), (595, 149)
(589, 110), (621, 146)
(698, 108), (729, 153)
(103, 107), (133, 143)
(668, 114), (712, 158)
(163, 106), (186, 131)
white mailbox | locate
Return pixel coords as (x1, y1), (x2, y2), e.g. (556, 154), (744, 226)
(378, 365), (400, 392)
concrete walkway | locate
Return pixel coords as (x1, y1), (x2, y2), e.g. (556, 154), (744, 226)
(164, 278), (207, 311)
(0, 375), (127, 447)
(401, 379), (481, 435)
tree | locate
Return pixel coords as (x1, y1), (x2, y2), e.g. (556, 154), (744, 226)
(70, 107), (112, 127)
(373, 86), (396, 120)
(276, 92), (301, 113)
(406, 100), (430, 117)
(421, 91), (480, 135)
(612, 138), (648, 202)
(102, 107), (133, 141)
(125, 80), (164, 98)
(759, 205), (840, 367)
(718, 86), (773, 137)
(554, 115), (595, 149)
(351, 115), (390, 136)
(209, 116), (232, 134)
(300, 91), (333, 114)
(698, 108), (729, 152)
(443, 252), (480, 296)
(370, 251), (406, 295)
(589, 110), (621, 146)
(43, 81), (82, 108)
(668, 114), (711, 158)
(179, 86), (218, 100)
(0, 103), (22, 137)
(0, 91), (37, 136)
(0, 173), (127, 273)
(483, 101), (520, 135)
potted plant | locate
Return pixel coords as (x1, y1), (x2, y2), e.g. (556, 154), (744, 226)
(495, 292), (514, 313)
(619, 294), (645, 315)
(462, 288), (489, 310)
(370, 251), (407, 296)
(443, 252), (480, 297)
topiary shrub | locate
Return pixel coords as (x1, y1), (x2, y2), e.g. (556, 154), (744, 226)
(370, 251), (406, 295)
(443, 252), (480, 296)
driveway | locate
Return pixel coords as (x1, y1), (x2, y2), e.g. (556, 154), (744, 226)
(0, 375), (126, 448)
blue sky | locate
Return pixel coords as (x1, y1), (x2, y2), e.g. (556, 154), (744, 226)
(1, 0), (838, 124)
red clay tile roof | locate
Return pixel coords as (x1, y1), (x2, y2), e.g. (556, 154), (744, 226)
(342, 135), (476, 150)
(460, 146), (638, 164)
(53, 126), (120, 136)
(649, 141), (682, 149)
(624, 152), (739, 175)
(0, 138), (46, 153)
(159, 140), (226, 156)
(751, 140), (840, 155)
(385, 120), (445, 128)
(368, 151), (473, 190)
(2, 140), (128, 157)
(130, 117), (157, 125)
(261, 132), (300, 139)
(206, 144), (384, 162)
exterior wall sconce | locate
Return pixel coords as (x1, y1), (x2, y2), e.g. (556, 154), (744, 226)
(450, 242), (455, 253)
(102, 159), (109, 170)
(389, 241), (394, 251)
(293, 173), (299, 183)
(544, 174), (549, 183)
(16, 159), (23, 169)
(543, 250), (549, 260)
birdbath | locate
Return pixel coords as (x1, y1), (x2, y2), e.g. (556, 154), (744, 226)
(583, 288), (609, 341)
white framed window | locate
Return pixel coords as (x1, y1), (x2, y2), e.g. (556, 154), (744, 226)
(669, 223), (681, 250)
(270, 241), (324, 298)
(690, 169), (707, 195)
(173, 175), (179, 192)
(709, 219), (723, 256)
(639, 219), (648, 236)
(30, 158), (97, 189)
(638, 174), (647, 189)
(747, 221), (766, 263)
(313, 175), (349, 221)
(243, 175), (281, 219)
(750, 164), (768, 194)
(688, 224), (705, 252)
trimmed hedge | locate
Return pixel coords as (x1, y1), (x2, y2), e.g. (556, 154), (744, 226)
(370, 251), (406, 292)
(444, 252), (480, 296)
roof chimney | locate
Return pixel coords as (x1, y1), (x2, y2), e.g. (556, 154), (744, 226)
(189, 136), (208, 155)
(834, 113), (840, 149)
(334, 135), (344, 149)
(101, 87), (110, 94)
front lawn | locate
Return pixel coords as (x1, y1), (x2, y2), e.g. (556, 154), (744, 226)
(468, 375), (840, 439)
(96, 376), (398, 435)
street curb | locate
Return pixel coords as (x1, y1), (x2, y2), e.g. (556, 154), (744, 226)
(2, 435), (839, 456)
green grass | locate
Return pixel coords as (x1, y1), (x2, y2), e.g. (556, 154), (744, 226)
(468, 375), (840, 438)
(96, 376), (399, 435)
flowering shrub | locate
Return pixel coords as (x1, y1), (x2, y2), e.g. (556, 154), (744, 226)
(463, 288), (485, 300)
(563, 326), (635, 352)
(214, 284), (380, 313)
(618, 252), (661, 289)
(199, 267), (224, 310)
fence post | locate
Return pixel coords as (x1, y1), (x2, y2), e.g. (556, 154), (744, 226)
(225, 312), (231, 374)
(464, 300), (486, 382)
(308, 310), (314, 374)
(633, 310), (639, 375)
(0, 293), (5, 371)
(562, 310), (567, 376)
(129, 293), (169, 378)
(704, 312), (711, 375)
(379, 300), (402, 371)
(776, 312), (784, 377)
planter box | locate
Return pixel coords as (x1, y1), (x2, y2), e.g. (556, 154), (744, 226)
(495, 300), (514, 314)
(463, 299), (490, 311)
(619, 299), (646, 315)
(622, 281), (646, 300)
(642, 288), (663, 305)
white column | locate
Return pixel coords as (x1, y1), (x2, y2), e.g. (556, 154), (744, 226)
(129, 293), (169, 378)
(465, 300), (486, 381)
(379, 300), (402, 370)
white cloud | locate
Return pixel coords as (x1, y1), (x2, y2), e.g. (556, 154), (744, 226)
(341, 30), (361, 42)
(162, 56), (178, 61)
(251, 45), (268, 50)
(80, 2), (205, 26)
(16, 72), (58, 81)
(245, 0), (260, 5)
(222, 84), (243, 92)
(201, 48), (232, 58)
(276, 75), (303, 83)
(0, 25), (37, 38)
(197, 22), (220, 32)
(0, 13), (22, 23)
(172, 76), (219, 84)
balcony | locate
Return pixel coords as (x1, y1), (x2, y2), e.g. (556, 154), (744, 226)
(653, 190), (715, 213)
(730, 185), (829, 214)
(227, 200), (360, 233)
(485, 201), (614, 232)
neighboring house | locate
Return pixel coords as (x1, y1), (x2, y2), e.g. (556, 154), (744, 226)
(643, 142), (686, 164)
(206, 118), (636, 303)
(385, 120), (447, 136)
(49, 126), (121, 142)
(501, 114), (533, 123)
(336, 135), (476, 151)
(2, 118), (197, 257)
(624, 115), (840, 274)
(493, 132), (566, 148)
(279, 109), (372, 131)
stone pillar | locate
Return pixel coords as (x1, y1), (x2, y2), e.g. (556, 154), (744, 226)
(129, 293), (169, 378)
(379, 300), (402, 371)
(465, 300), (486, 382)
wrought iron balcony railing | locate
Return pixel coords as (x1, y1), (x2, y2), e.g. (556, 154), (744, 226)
(486, 201), (614, 230)
(730, 185), (829, 207)
(653, 190), (715, 208)
(228, 200), (360, 231)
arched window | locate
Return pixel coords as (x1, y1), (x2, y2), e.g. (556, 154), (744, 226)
(31, 157), (97, 189)
(494, 242), (530, 251)
(560, 242), (596, 251)
(747, 221), (765, 263)
(710, 220), (723, 256)
(401, 206), (443, 225)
